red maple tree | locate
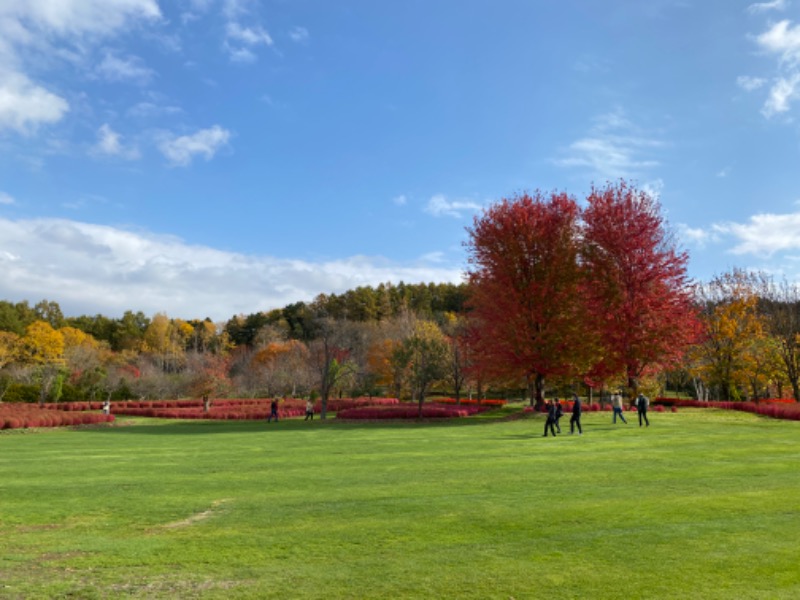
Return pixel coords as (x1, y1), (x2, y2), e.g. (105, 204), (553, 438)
(465, 191), (595, 407)
(581, 180), (700, 398)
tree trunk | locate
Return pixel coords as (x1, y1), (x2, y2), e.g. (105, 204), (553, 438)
(534, 373), (545, 410)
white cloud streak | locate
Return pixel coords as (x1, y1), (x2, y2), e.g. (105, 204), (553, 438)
(713, 211), (800, 256)
(0, 217), (463, 320)
(554, 109), (663, 179)
(96, 52), (154, 84)
(0, 0), (161, 133)
(749, 19), (800, 118)
(0, 71), (69, 133)
(0, 191), (16, 205)
(289, 26), (309, 43)
(425, 194), (483, 218)
(224, 21), (272, 62)
(747, 0), (788, 13)
(736, 75), (767, 91)
(158, 126), (231, 166)
(92, 124), (140, 160)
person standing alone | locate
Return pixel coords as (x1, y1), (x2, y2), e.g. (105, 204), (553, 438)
(304, 399), (314, 421)
(268, 399), (279, 423)
(570, 394), (582, 435)
(636, 393), (650, 427)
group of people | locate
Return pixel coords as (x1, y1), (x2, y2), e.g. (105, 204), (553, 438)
(611, 391), (650, 427)
(543, 395), (583, 437)
(543, 391), (650, 436)
(266, 398), (316, 423)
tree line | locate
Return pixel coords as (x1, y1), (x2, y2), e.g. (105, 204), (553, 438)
(2, 181), (800, 413)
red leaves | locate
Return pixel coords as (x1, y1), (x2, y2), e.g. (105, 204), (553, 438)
(465, 180), (699, 391)
(466, 191), (590, 384)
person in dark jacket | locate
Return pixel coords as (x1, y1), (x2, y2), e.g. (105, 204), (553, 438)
(636, 393), (650, 427)
(543, 399), (558, 437)
(570, 394), (582, 435)
(268, 399), (279, 423)
(553, 399), (564, 433)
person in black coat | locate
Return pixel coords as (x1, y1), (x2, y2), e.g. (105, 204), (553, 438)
(570, 394), (582, 435)
(636, 393), (650, 427)
(543, 399), (558, 437)
(553, 398), (564, 433)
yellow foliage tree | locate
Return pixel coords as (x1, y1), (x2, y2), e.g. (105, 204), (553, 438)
(690, 270), (767, 400)
(0, 331), (20, 369)
(20, 321), (64, 364)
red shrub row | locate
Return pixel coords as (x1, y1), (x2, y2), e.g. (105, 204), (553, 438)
(0, 405), (115, 430)
(653, 398), (800, 421)
(336, 403), (490, 420)
(437, 398), (507, 407)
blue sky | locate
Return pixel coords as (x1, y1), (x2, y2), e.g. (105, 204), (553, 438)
(1, 0), (800, 321)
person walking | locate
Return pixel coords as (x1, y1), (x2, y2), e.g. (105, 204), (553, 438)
(612, 391), (627, 424)
(543, 399), (558, 437)
(553, 398), (563, 433)
(268, 399), (279, 423)
(570, 394), (582, 435)
(636, 393), (650, 427)
(304, 399), (314, 421)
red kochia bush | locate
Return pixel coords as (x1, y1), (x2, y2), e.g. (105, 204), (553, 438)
(437, 398), (507, 407)
(337, 403), (490, 420)
(652, 398), (800, 421)
(0, 404), (114, 430)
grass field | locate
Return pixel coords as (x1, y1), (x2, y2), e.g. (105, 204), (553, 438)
(1, 408), (799, 599)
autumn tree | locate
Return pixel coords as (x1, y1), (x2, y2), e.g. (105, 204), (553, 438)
(465, 191), (592, 407)
(690, 269), (767, 400)
(307, 317), (359, 418)
(251, 339), (311, 397)
(19, 321), (64, 364)
(759, 277), (800, 400)
(441, 313), (472, 405)
(187, 351), (232, 409)
(142, 313), (186, 372)
(582, 180), (699, 400)
(403, 320), (449, 416)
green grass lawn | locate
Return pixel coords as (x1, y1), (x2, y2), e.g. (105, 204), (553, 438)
(1, 408), (799, 599)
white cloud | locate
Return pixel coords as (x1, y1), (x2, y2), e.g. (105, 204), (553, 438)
(554, 109), (662, 179)
(0, 0), (161, 133)
(747, 0), (788, 13)
(289, 26), (309, 43)
(677, 224), (719, 248)
(92, 123), (140, 160)
(224, 22), (272, 62)
(392, 194), (407, 206)
(716, 166), (731, 178)
(127, 102), (182, 119)
(425, 194), (483, 219)
(0, 192), (16, 205)
(0, 71), (69, 133)
(713, 211), (800, 256)
(762, 73), (800, 116)
(0, 0), (161, 37)
(756, 20), (800, 64)
(226, 22), (272, 46)
(96, 52), (154, 84)
(736, 75), (767, 91)
(0, 216), (463, 320)
(158, 125), (231, 166)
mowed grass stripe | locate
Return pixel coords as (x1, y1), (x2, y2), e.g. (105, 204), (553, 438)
(0, 409), (798, 599)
